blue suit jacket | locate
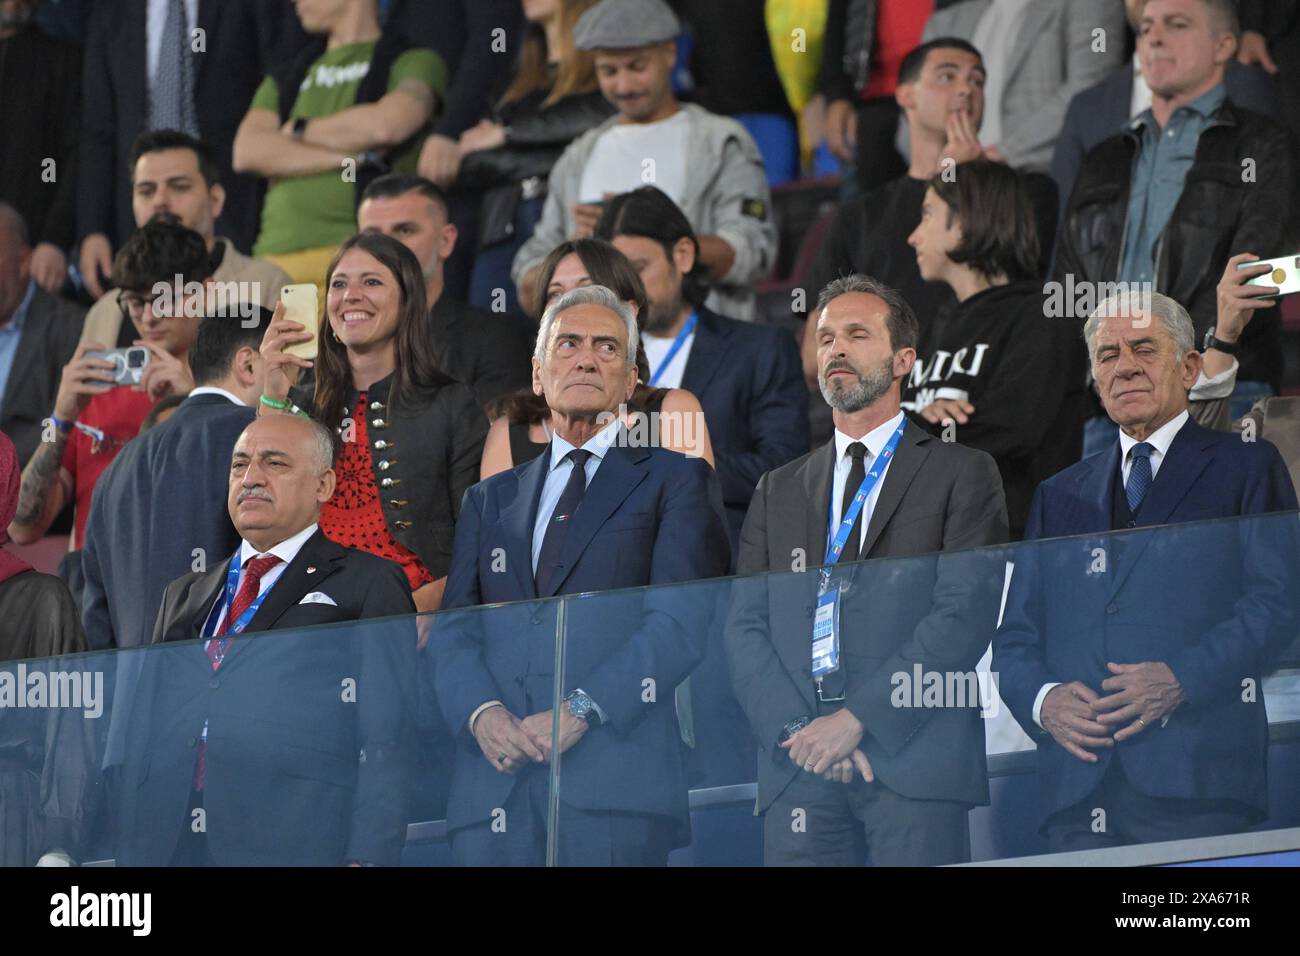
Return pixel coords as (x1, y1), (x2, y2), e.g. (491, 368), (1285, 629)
(680, 306), (808, 556)
(435, 439), (730, 839)
(994, 418), (1298, 827)
(1049, 61), (1281, 224)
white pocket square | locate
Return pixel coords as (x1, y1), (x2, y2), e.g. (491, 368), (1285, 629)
(298, 592), (338, 607)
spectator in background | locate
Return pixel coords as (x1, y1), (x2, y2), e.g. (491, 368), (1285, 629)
(81, 308), (272, 651)
(1238, 1), (1300, 141)
(233, 0), (445, 289)
(1056, 0), (1299, 445)
(449, 0), (614, 318)
(258, 232), (487, 613)
(0, 204), (84, 467)
(512, 0), (777, 321)
(81, 130), (291, 350)
(358, 174), (534, 410)
(818, 0), (947, 191)
(920, 0), (1126, 170)
(903, 160), (1082, 538)
(0, 0), (79, 292)
(994, 290), (1298, 851)
(1051, 0), (1282, 224)
(481, 238), (714, 477)
(77, 0), (283, 298)
(596, 187), (808, 552)
(8, 220), (208, 597)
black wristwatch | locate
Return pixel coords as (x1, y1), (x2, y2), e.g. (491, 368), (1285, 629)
(1203, 327), (1239, 355)
(779, 715), (812, 743)
(291, 117), (309, 140)
(565, 689), (599, 726)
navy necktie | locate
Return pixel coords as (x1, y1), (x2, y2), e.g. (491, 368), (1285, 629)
(535, 449), (593, 594)
(150, 0), (199, 136)
(839, 442), (868, 562)
(1126, 442), (1154, 514)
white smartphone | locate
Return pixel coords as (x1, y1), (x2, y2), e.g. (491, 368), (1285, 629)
(1240, 255), (1300, 297)
(279, 283), (320, 359)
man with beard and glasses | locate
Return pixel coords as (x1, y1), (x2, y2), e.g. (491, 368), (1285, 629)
(725, 273), (1008, 866)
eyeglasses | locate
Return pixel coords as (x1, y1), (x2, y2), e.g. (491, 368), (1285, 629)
(116, 290), (150, 321)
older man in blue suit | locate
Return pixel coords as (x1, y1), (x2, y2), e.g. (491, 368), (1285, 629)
(435, 284), (731, 866)
(994, 290), (1298, 853)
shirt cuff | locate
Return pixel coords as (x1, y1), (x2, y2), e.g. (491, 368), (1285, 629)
(1032, 683), (1061, 730)
(1190, 358), (1238, 400)
(468, 700), (504, 733)
(572, 687), (608, 725)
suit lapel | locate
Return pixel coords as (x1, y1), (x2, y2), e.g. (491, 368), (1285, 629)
(194, 0), (219, 87)
(501, 451), (550, 599)
(1107, 421), (1215, 598)
(861, 421), (929, 559)
(1078, 444), (1120, 534)
(539, 443), (649, 598)
(679, 309), (726, 401)
(799, 439), (836, 564)
(240, 530), (347, 636)
(183, 561), (229, 642)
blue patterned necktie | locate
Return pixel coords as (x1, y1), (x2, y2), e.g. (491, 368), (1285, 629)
(1126, 442), (1154, 513)
(150, 0), (200, 136)
(535, 449), (593, 594)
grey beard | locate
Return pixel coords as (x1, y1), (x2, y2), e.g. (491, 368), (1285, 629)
(819, 356), (894, 412)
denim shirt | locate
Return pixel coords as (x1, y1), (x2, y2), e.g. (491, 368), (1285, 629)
(1119, 84), (1228, 285)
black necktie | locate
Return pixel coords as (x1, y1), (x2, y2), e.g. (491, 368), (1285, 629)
(839, 442), (868, 563)
(535, 449), (593, 594)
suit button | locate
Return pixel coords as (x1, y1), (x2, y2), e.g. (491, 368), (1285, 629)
(209, 678), (220, 689)
(371, 418), (387, 429)
(380, 477), (402, 488)
(369, 400), (385, 411)
(389, 499), (408, 508)
(394, 520), (412, 529)
(378, 459), (396, 471)
(1106, 604), (1118, 615)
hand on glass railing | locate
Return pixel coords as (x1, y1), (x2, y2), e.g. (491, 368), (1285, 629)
(1094, 661), (1184, 742)
(472, 706), (546, 774)
(520, 709), (588, 764)
(1040, 682), (1114, 763)
(820, 749), (875, 785)
(780, 708), (864, 776)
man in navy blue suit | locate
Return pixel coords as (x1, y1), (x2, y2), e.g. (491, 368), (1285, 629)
(994, 289), (1298, 852)
(436, 284), (731, 866)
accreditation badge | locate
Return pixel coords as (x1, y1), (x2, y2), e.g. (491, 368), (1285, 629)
(811, 575), (842, 679)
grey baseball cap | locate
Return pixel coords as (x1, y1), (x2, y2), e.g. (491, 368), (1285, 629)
(573, 0), (681, 51)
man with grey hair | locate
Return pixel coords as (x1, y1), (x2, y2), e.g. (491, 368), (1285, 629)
(0, 203), (84, 466)
(726, 273), (1008, 866)
(122, 413), (417, 865)
(995, 288), (1298, 851)
(438, 283), (730, 866)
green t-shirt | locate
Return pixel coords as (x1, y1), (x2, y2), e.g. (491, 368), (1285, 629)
(251, 42), (445, 256)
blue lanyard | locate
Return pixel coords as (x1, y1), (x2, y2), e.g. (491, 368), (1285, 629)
(205, 550), (277, 653)
(647, 311), (698, 387)
(823, 420), (906, 565)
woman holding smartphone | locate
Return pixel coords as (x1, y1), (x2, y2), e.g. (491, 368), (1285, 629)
(259, 232), (487, 612)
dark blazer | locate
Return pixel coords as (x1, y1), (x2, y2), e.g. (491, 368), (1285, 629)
(113, 530), (416, 866)
(681, 306), (808, 556)
(0, 287), (84, 467)
(428, 294), (533, 410)
(1049, 60), (1282, 224)
(726, 419), (1009, 812)
(435, 440), (730, 841)
(994, 418), (1299, 828)
(81, 392), (254, 651)
(76, 0), (284, 254)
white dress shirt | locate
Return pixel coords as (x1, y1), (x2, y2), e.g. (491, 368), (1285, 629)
(206, 522), (319, 636)
(530, 418), (623, 574)
(1030, 409), (1191, 728)
(642, 328), (695, 389)
(188, 385), (246, 406)
(828, 411), (905, 558)
(147, 0), (201, 84)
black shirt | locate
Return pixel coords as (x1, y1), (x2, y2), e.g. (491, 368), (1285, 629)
(428, 295), (534, 410)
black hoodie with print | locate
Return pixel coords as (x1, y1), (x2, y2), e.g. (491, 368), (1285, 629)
(901, 281), (1088, 537)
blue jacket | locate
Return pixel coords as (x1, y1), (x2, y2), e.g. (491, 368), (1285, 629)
(994, 418), (1298, 826)
(434, 440), (730, 840)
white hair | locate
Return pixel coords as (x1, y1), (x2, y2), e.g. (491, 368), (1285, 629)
(534, 284), (639, 368)
(1083, 289), (1196, 361)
